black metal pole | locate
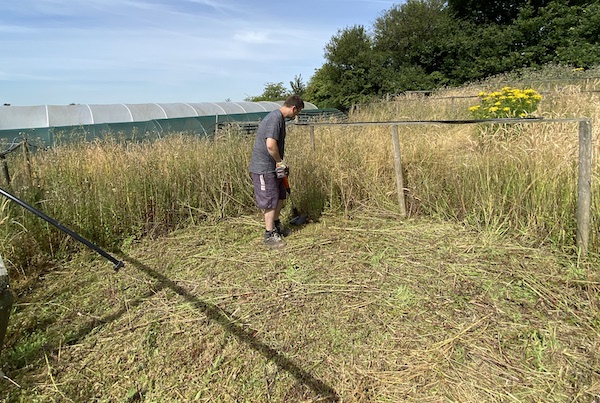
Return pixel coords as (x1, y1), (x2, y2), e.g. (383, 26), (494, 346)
(0, 187), (123, 271)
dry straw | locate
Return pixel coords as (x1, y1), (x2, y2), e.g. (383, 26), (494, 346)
(2, 211), (598, 401)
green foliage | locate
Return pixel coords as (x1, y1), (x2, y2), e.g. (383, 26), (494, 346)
(304, 25), (387, 110)
(510, 2), (600, 69)
(469, 87), (542, 118)
(246, 76), (307, 102)
(304, 0), (600, 109)
(289, 74), (306, 97)
(245, 82), (289, 102)
(447, 0), (550, 25)
(373, 0), (454, 72)
(5, 331), (47, 367)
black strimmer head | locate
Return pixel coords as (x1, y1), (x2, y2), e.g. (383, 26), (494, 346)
(289, 210), (308, 226)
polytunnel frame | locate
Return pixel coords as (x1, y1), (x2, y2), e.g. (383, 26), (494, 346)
(298, 117), (594, 257)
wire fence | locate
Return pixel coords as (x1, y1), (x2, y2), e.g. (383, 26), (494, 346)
(3, 118), (594, 256)
(298, 117), (594, 257)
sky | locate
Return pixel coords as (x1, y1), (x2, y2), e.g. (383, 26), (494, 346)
(0, 0), (399, 106)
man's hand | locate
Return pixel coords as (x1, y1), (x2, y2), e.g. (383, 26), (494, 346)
(276, 161), (289, 178)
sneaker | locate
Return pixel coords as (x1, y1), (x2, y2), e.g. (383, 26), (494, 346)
(264, 230), (286, 248)
(275, 220), (291, 237)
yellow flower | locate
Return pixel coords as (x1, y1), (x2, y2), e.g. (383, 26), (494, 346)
(470, 86), (541, 119)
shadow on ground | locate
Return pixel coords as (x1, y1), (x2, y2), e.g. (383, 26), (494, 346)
(122, 255), (340, 402)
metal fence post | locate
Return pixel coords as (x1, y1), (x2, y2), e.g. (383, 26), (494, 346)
(576, 119), (592, 257)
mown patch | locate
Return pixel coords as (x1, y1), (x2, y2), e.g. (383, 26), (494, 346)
(1, 210), (599, 401)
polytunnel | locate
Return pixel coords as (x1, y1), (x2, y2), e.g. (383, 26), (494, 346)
(0, 100), (343, 147)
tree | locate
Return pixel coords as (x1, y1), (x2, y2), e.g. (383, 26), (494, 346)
(289, 75), (306, 96)
(511, 1), (600, 68)
(448, 0), (596, 24)
(245, 82), (290, 102)
(447, 0), (538, 25)
(556, 2), (600, 67)
(245, 76), (308, 102)
(304, 25), (389, 111)
(303, 0), (600, 109)
(373, 0), (465, 87)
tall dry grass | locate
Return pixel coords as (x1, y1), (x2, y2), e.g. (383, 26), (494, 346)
(302, 84), (599, 252)
(1, 72), (599, 272)
(0, 132), (256, 270)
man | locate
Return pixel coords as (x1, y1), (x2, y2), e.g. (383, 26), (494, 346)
(249, 95), (304, 248)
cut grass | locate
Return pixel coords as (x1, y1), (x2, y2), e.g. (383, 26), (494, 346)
(1, 209), (599, 401)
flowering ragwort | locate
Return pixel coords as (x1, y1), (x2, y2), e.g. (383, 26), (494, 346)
(469, 87), (542, 119)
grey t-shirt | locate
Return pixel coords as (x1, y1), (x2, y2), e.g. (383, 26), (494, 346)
(248, 109), (286, 174)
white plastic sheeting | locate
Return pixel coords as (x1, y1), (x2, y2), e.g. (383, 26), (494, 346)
(0, 101), (317, 131)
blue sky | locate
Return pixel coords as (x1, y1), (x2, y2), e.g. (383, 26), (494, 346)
(0, 0), (398, 106)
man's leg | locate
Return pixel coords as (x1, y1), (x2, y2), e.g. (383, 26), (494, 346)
(253, 173), (286, 247)
(274, 199), (284, 222)
(264, 199), (284, 231)
(273, 198), (292, 236)
(264, 207), (276, 232)
(264, 205), (285, 247)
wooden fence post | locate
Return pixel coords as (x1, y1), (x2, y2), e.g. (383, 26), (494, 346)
(23, 140), (34, 187)
(391, 125), (407, 218)
(576, 119), (592, 257)
(310, 125), (315, 152)
(0, 155), (10, 187)
(0, 253), (14, 359)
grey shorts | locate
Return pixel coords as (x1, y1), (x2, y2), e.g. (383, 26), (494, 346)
(251, 172), (286, 209)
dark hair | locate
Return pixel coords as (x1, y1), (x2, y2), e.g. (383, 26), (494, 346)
(284, 95), (304, 110)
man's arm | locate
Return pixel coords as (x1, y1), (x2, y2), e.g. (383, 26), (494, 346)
(266, 138), (282, 163)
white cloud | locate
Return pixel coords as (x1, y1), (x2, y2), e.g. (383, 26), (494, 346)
(233, 31), (275, 45)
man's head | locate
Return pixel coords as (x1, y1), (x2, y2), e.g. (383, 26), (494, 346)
(281, 95), (304, 119)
